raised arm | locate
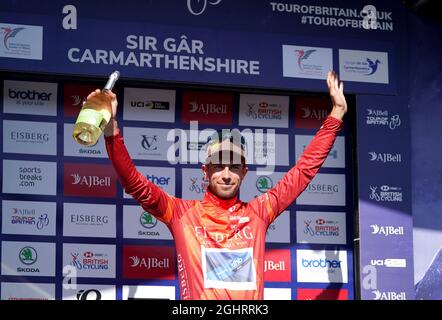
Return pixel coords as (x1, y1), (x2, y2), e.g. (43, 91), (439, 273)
(93, 90), (175, 224)
(252, 71), (347, 224)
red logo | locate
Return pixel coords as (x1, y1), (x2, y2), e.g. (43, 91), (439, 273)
(264, 249), (291, 282)
(181, 91), (233, 124)
(297, 288), (348, 300)
(64, 84), (98, 118)
(84, 252), (94, 258)
(316, 218), (326, 225)
(64, 163), (117, 198)
(295, 96), (332, 129)
(123, 245), (176, 280)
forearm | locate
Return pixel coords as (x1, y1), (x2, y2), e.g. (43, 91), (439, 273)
(104, 118), (119, 137)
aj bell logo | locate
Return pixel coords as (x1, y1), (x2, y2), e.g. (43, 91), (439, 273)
(301, 107), (329, 120)
(71, 173), (111, 187)
(188, 101), (227, 115)
(370, 224), (404, 236)
(71, 95), (84, 107)
(2, 26), (25, 49)
(369, 152), (402, 163)
(130, 256), (169, 269)
(372, 290), (406, 300)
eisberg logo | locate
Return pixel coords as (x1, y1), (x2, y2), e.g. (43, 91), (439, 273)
(295, 49), (316, 70)
(2, 26), (25, 50)
(369, 152), (402, 163)
(307, 183), (339, 193)
(372, 290), (406, 300)
(370, 224), (404, 236)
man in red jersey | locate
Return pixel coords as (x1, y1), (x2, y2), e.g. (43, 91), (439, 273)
(88, 70), (347, 300)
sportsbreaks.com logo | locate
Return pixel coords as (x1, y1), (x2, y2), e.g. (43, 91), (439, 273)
(64, 163), (116, 198)
(123, 245), (176, 280)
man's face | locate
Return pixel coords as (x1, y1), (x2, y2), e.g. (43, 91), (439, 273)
(202, 162), (248, 199)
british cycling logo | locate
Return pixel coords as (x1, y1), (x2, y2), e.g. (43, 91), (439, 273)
(245, 102), (283, 120)
(2, 26), (25, 49)
(187, 0), (222, 15)
(369, 185), (403, 202)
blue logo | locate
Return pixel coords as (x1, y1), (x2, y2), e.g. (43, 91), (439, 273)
(302, 258), (341, 269)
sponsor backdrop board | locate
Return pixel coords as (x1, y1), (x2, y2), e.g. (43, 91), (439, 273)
(0, 75), (354, 300)
(0, 0), (413, 300)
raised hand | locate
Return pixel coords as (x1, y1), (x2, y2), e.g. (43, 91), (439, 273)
(327, 70), (347, 120)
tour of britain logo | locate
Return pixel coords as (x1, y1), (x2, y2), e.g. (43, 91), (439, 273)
(366, 109), (401, 130)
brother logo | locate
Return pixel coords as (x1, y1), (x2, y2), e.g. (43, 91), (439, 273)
(302, 258), (342, 268)
(9, 89), (52, 101)
(147, 174), (170, 186)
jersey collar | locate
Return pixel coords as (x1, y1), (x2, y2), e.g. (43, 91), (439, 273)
(203, 189), (239, 209)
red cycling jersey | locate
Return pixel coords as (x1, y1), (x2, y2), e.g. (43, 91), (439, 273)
(105, 116), (343, 300)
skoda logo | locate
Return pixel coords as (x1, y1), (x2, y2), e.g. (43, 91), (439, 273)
(256, 176), (273, 193)
(19, 246), (38, 265)
(140, 212), (158, 229)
